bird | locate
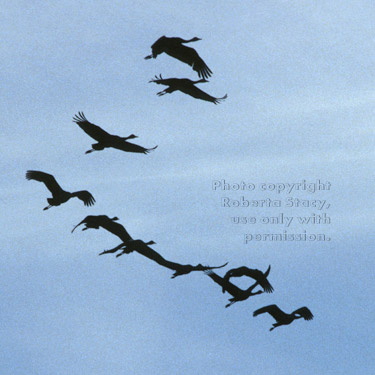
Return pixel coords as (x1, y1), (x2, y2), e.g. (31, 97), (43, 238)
(205, 270), (264, 308)
(149, 75), (227, 104)
(73, 112), (158, 155)
(71, 215), (132, 241)
(253, 304), (314, 331)
(26, 170), (95, 210)
(222, 265), (274, 294)
(145, 36), (212, 79)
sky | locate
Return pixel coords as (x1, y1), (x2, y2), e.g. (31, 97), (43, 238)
(2, 1), (375, 374)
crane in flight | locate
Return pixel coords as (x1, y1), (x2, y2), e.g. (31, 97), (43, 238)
(253, 304), (314, 331)
(73, 112), (157, 155)
(26, 170), (95, 210)
(145, 36), (212, 79)
(149, 75), (227, 104)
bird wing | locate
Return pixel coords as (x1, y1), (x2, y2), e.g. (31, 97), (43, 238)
(99, 218), (133, 242)
(166, 45), (212, 79)
(112, 138), (158, 154)
(149, 36), (168, 58)
(242, 267), (274, 293)
(71, 215), (132, 242)
(180, 85), (227, 104)
(205, 270), (244, 297)
(223, 266), (273, 293)
(293, 307), (314, 320)
(71, 216), (91, 233)
(71, 190), (96, 206)
(73, 112), (112, 142)
(253, 304), (288, 321)
(26, 170), (64, 195)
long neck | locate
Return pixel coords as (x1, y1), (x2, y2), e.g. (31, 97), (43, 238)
(193, 78), (207, 84)
(181, 37), (198, 43)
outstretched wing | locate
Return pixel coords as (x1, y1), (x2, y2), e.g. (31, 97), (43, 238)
(253, 304), (288, 321)
(99, 217), (133, 242)
(73, 112), (112, 142)
(26, 170), (64, 196)
(113, 139), (158, 154)
(293, 307), (314, 320)
(205, 270), (244, 297)
(71, 216), (90, 233)
(146, 36), (168, 58)
(71, 190), (96, 206)
(181, 85), (227, 104)
(71, 215), (132, 242)
(167, 45), (212, 79)
(223, 266), (273, 293)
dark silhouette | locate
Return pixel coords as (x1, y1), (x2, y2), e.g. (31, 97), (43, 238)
(149, 75), (227, 104)
(223, 265), (274, 294)
(205, 270), (265, 308)
(26, 170), (95, 210)
(72, 215), (228, 278)
(71, 215), (131, 239)
(145, 36), (212, 79)
(253, 304), (314, 331)
(73, 112), (158, 154)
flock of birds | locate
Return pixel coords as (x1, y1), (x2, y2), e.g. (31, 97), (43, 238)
(26, 36), (313, 331)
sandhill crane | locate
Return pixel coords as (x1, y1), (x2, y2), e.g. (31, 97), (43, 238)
(145, 36), (212, 79)
(253, 304), (314, 331)
(205, 270), (265, 308)
(26, 170), (95, 210)
(73, 214), (228, 278)
(71, 215), (131, 240)
(73, 112), (158, 154)
(223, 265), (274, 294)
(149, 75), (227, 104)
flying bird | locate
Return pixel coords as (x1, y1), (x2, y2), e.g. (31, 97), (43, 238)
(205, 270), (264, 308)
(223, 265), (274, 294)
(149, 75), (227, 104)
(73, 112), (158, 154)
(253, 304), (314, 331)
(145, 36), (212, 79)
(26, 170), (95, 210)
(71, 215), (132, 240)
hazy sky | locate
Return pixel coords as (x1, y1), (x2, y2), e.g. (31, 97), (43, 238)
(2, 1), (375, 374)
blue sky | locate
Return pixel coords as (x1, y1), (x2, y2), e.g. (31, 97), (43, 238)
(2, 1), (375, 374)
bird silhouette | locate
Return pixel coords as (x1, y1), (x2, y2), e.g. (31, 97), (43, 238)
(145, 36), (212, 79)
(73, 112), (158, 154)
(26, 170), (95, 210)
(71, 215), (131, 240)
(149, 75), (227, 104)
(253, 304), (314, 331)
(222, 265), (274, 294)
(73, 215), (228, 278)
(205, 270), (265, 307)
